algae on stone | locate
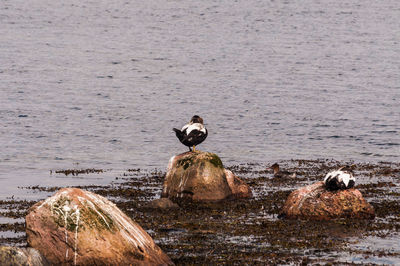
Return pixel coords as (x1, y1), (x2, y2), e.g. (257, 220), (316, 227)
(208, 153), (223, 168)
(163, 151), (232, 201)
(0, 246), (49, 266)
(50, 195), (115, 233)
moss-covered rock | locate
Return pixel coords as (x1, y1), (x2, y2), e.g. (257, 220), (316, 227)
(162, 151), (251, 201)
(0, 246), (49, 266)
(25, 188), (173, 265)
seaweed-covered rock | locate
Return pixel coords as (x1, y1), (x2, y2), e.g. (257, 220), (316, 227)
(25, 188), (173, 265)
(281, 181), (375, 220)
(0, 246), (49, 266)
(162, 151), (251, 201)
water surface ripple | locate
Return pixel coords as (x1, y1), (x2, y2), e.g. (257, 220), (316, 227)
(1, 0), (399, 198)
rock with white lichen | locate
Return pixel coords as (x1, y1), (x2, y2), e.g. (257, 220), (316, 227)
(25, 188), (173, 265)
(162, 151), (252, 201)
(0, 246), (49, 266)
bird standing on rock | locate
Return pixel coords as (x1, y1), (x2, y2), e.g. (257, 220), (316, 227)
(173, 115), (208, 152)
(324, 166), (355, 191)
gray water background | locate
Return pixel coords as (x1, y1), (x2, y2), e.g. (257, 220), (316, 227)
(1, 0), (399, 199)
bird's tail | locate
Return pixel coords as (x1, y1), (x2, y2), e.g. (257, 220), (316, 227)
(173, 128), (185, 142)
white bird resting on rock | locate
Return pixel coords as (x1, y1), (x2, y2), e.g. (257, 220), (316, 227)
(324, 166), (355, 191)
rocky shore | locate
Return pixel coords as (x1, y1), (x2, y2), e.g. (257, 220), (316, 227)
(1, 159), (399, 264)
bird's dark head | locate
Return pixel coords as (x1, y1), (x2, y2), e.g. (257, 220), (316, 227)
(190, 115), (203, 124)
(339, 165), (354, 173)
(268, 163), (280, 174)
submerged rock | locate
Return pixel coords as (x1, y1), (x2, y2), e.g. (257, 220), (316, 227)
(162, 151), (251, 201)
(145, 198), (179, 209)
(281, 181), (375, 220)
(0, 246), (49, 266)
(25, 188), (173, 265)
(225, 169), (253, 198)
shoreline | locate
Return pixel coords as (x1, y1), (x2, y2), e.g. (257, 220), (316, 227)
(1, 159), (399, 264)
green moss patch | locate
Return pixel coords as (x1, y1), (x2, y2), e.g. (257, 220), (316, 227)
(207, 153), (223, 168)
(177, 156), (195, 170)
(51, 197), (78, 232)
(51, 196), (115, 232)
(80, 201), (115, 232)
(177, 152), (223, 170)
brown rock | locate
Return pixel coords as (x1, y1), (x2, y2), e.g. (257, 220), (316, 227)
(0, 246), (49, 266)
(225, 169), (252, 198)
(281, 181), (375, 220)
(162, 151), (251, 201)
(145, 198), (179, 209)
(26, 188), (173, 265)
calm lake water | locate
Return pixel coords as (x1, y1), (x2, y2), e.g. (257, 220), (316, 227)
(1, 0), (399, 199)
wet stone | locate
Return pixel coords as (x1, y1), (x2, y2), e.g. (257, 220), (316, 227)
(162, 151), (251, 202)
(281, 181), (375, 220)
(145, 198), (179, 209)
(25, 188), (173, 265)
(0, 246), (49, 266)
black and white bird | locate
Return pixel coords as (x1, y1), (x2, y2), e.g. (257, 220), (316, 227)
(268, 163), (296, 178)
(173, 115), (208, 152)
(324, 166), (355, 191)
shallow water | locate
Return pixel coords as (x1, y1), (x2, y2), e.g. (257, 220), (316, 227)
(1, 0), (399, 199)
(346, 235), (400, 265)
